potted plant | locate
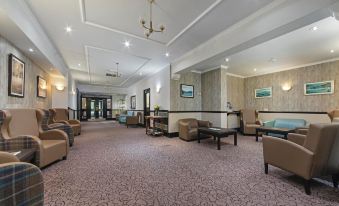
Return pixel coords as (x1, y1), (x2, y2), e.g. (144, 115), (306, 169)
(154, 105), (160, 116)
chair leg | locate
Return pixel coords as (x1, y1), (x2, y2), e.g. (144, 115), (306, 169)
(62, 156), (67, 160)
(304, 179), (311, 195)
(332, 174), (339, 188)
(264, 163), (268, 174)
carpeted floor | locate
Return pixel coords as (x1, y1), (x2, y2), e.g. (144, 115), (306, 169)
(42, 121), (339, 205)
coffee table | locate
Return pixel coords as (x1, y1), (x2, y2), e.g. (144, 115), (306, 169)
(255, 127), (295, 142)
(7, 149), (36, 163)
(198, 127), (237, 150)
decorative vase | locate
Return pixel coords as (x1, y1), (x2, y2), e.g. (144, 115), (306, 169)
(155, 109), (159, 116)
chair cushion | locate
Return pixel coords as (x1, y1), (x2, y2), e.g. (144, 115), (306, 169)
(7, 109), (39, 137)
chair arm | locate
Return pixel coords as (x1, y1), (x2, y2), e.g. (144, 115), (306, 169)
(68, 119), (80, 125)
(0, 152), (20, 164)
(0, 135), (41, 151)
(198, 120), (211, 128)
(287, 133), (306, 146)
(54, 120), (69, 125)
(39, 129), (68, 141)
(263, 136), (314, 179)
(295, 127), (309, 135)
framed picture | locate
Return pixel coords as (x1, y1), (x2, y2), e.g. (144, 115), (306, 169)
(255, 87), (272, 98)
(304, 80), (334, 95)
(8, 54), (25, 98)
(37, 76), (47, 98)
(180, 84), (194, 98)
(131, 95), (136, 109)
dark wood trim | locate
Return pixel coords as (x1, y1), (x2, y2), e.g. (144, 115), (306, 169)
(167, 132), (179, 138)
(258, 111), (327, 114)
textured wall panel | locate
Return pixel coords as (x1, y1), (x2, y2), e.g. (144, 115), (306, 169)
(202, 69), (221, 111)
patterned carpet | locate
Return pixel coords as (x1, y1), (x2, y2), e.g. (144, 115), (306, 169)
(42, 121), (339, 206)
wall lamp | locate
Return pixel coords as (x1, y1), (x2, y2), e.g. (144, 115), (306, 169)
(281, 83), (292, 91)
(55, 84), (65, 91)
(156, 84), (161, 93)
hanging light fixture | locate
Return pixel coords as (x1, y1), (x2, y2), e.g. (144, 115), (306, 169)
(106, 62), (122, 78)
(140, 0), (165, 38)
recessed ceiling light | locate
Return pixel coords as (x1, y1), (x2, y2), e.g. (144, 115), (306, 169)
(165, 52), (170, 57)
(311, 26), (318, 31)
(253, 68), (257, 72)
(124, 40), (131, 48)
(78, 63), (81, 67)
(225, 58), (229, 62)
(29, 48), (34, 52)
(65, 26), (72, 33)
(330, 49), (335, 53)
(139, 72), (143, 76)
(269, 58), (277, 62)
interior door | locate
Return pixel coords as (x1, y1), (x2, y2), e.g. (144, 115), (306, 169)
(144, 88), (151, 119)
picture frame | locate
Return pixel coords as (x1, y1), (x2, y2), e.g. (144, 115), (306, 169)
(255, 87), (272, 98)
(131, 95), (136, 109)
(180, 84), (194, 98)
(8, 54), (25, 98)
(304, 80), (334, 95)
(37, 76), (47, 98)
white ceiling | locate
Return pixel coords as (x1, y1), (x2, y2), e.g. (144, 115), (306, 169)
(192, 16), (339, 77)
(24, 0), (274, 87)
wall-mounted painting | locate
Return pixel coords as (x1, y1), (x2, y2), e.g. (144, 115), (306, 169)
(8, 54), (25, 98)
(131, 95), (136, 109)
(180, 84), (194, 98)
(255, 87), (272, 98)
(304, 80), (334, 95)
(37, 76), (47, 98)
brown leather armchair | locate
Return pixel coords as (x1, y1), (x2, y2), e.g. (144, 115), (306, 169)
(263, 124), (339, 195)
(240, 109), (261, 135)
(0, 109), (69, 168)
(178, 118), (212, 141)
(0, 152), (44, 205)
(126, 112), (142, 128)
(49, 108), (81, 136)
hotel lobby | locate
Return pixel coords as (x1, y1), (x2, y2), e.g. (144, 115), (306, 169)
(0, 0), (339, 205)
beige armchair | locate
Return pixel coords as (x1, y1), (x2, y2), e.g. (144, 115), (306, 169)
(263, 124), (339, 195)
(240, 109), (261, 135)
(328, 109), (339, 123)
(49, 108), (81, 135)
(0, 152), (44, 205)
(0, 109), (69, 168)
(178, 118), (212, 141)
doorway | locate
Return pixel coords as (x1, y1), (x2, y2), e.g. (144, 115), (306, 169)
(80, 95), (112, 121)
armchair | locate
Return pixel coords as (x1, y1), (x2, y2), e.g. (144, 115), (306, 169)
(126, 112), (142, 128)
(328, 109), (339, 123)
(240, 109), (261, 135)
(0, 109), (69, 168)
(49, 108), (81, 136)
(178, 118), (212, 141)
(0, 152), (44, 205)
(263, 124), (339, 195)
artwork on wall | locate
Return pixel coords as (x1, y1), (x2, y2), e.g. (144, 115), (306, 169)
(8, 54), (25, 98)
(37, 76), (47, 98)
(180, 84), (194, 98)
(131, 95), (136, 109)
(304, 80), (334, 95)
(255, 87), (272, 98)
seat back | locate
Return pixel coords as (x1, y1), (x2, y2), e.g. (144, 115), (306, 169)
(303, 124), (339, 176)
(178, 118), (198, 128)
(53, 108), (69, 121)
(241, 109), (257, 124)
(5, 109), (39, 138)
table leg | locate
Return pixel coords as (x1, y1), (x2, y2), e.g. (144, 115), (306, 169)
(234, 132), (237, 146)
(256, 129), (259, 142)
(217, 136), (220, 150)
(198, 131), (200, 143)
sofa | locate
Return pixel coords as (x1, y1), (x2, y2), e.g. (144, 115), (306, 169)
(263, 124), (339, 195)
(49, 108), (81, 136)
(178, 118), (212, 141)
(240, 109), (261, 135)
(263, 118), (306, 137)
(0, 152), (44, 205)
(0, 109), (69, 168)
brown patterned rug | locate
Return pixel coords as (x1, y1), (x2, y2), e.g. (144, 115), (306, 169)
(42, 121), (339, 205)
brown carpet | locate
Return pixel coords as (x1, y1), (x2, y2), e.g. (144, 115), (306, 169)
(42, 121), (339, 205)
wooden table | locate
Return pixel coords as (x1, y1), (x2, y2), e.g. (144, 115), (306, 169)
(145, 116), (168, 136)
(7, 148), (36, 163)
(255, 127), (295, 141)
(198, 127), (237, 150)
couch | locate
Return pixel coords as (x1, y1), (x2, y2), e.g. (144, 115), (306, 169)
(0, 152), (44, 205)
(263, 118), (306, 137)
(240, 109), (261, 135)
(49, 108), (81, 136)
(178, 118), (212, 141)
(0, 109), (69, 168)
(263, 124), (339, 195)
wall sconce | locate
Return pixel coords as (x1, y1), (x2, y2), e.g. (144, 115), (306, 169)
(55, 84), (65, 91)
(281, 83), (292, 91)
(156, 84), (161, 93)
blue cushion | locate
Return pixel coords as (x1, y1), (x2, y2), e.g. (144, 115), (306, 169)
(127, 111), (134, 116)
(273, 119), (306, 129)
(119, 116), (127, 123)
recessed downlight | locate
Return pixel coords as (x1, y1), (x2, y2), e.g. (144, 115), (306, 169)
(78, 63), (81, 67)
(330, 49), (335, 53)
(253, 68), (257, 72)
(225, 58), (229, 62)
(29, 48), (34, 52)
(124, 40), (131, 48)
(165, 52), (170, 57)
(311, 26), (318, 31)
(269, 58), (277, 62)
(65, 26), (72, 33)
(139, 72), (143, 76)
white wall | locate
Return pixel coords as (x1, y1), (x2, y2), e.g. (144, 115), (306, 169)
(68, 73), (77, 109)
(52, 87), (68, 108)
(127, 65), (170, 110)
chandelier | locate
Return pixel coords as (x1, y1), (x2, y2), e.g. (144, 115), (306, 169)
(106, 62), (122, 78)
(140, 0), (165, 38)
